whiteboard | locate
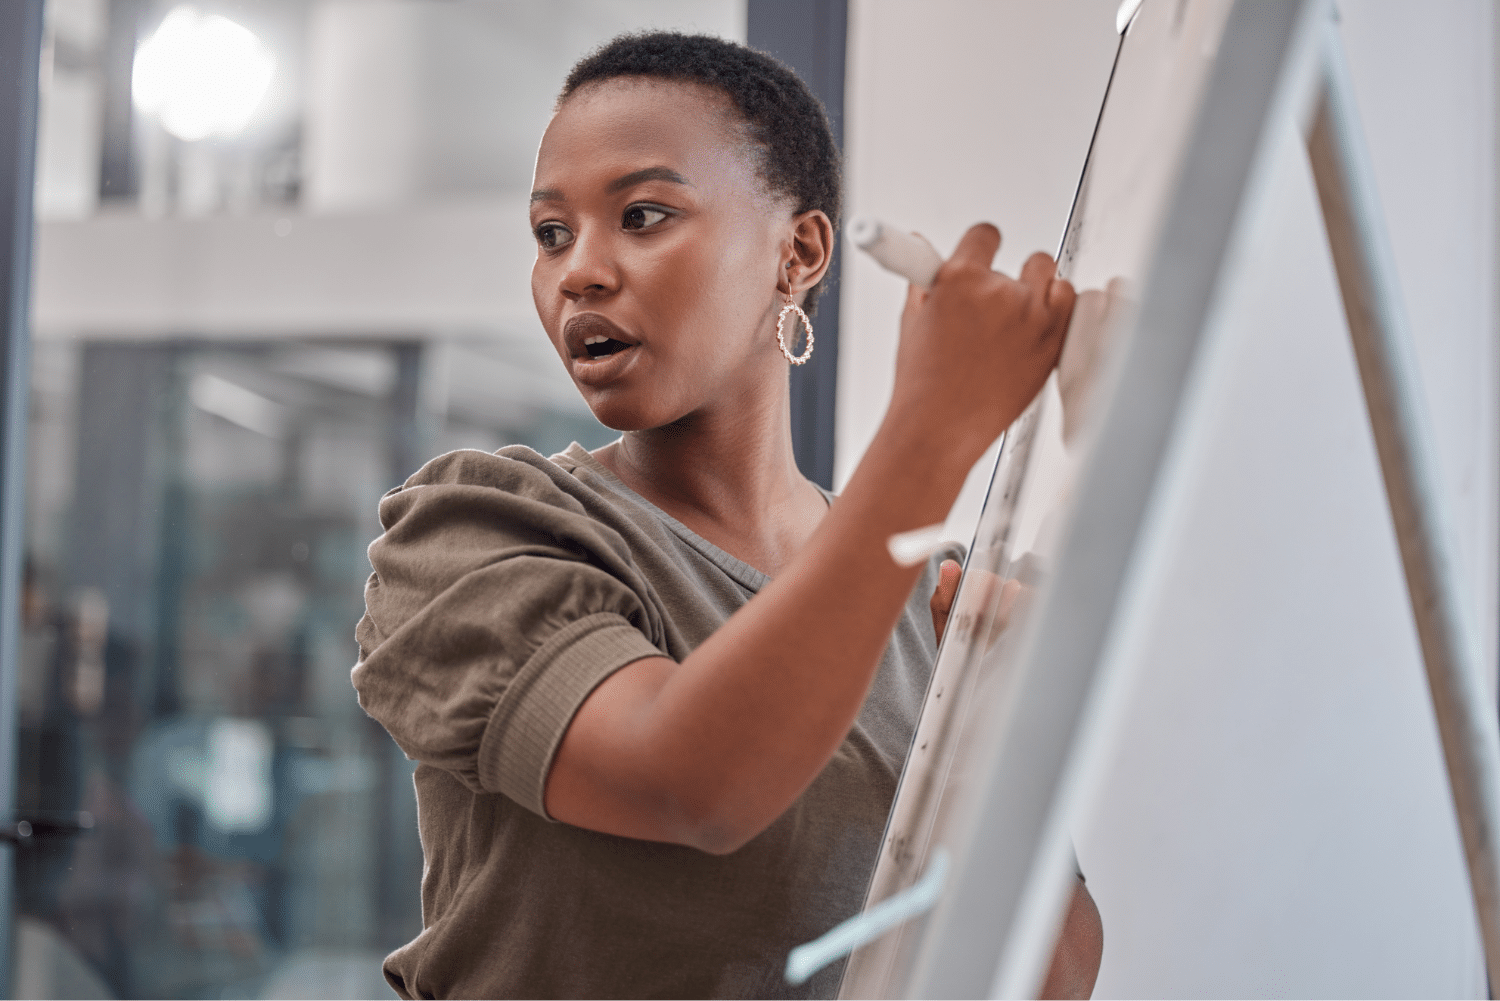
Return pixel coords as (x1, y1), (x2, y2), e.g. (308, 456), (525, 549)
(838, 2), (1309, 996)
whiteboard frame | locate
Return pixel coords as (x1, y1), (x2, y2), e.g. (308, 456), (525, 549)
(897, 3), (1325, 996)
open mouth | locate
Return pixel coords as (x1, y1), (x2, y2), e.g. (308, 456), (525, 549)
(583, 335), (633, 359)
(565, 313), (639, 366)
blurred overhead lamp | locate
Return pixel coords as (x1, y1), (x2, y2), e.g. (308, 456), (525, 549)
(132, 6), (276, 142)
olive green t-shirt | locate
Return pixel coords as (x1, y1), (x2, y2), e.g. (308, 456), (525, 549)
(351, 443), (954, 999)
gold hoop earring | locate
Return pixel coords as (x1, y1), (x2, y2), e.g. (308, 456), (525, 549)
(776, 294), (814, 365)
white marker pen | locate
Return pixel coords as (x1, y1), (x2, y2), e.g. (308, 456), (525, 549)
(849, 217), (944, 289)
(887, 523), (950, 569)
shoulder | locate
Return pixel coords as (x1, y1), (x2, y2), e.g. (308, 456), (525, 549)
(360, 444), (663, 654)
(367, 446), (643, 600)
(373, 446), (617, 543)
(382, 446), (581, 516)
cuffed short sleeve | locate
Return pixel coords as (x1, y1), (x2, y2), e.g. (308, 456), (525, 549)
(351, 448), (669, 816)
(478, 612), (662, 816)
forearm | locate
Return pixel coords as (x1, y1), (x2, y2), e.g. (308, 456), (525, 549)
(647, 420), (978, 846)
(548, 417), (979, 851)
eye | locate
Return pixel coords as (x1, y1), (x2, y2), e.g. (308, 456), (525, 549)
(622, 204), (670, 231)
(534, 222), (574, 250)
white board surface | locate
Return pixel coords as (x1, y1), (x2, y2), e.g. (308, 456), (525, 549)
(842, 3), (1241, 994)
(839, 0), (1495, 996)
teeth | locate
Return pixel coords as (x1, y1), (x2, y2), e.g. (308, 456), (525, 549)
(584, 335), (609, 346)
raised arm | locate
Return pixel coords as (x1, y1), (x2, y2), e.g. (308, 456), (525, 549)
(546, 224), (1074, 853)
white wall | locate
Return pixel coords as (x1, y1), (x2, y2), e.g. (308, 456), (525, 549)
(840, 1), (1498, 996)
(838, 0), (1120, 532)
(32, 200), (541, 337)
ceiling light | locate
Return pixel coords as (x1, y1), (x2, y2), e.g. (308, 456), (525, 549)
(132, 6), (275, 142)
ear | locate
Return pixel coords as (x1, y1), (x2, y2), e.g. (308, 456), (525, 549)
(778, 210), (835, 298)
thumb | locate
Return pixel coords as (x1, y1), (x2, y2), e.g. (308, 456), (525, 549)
(930, 558), (963, 643)
(930, 559), (962, 614)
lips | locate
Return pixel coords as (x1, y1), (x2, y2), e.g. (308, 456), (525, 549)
(562, 313), (641, 386)
(564, 313), (639, 360)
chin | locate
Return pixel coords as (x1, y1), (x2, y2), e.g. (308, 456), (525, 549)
(580, 391), (678, 434)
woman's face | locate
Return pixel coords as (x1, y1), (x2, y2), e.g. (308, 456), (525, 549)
(530, 79), (794, 431)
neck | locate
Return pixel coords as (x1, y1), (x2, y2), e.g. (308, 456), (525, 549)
(603, 373), (810, 527)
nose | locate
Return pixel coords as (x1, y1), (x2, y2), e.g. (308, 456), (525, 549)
(559, 230), (620, 302)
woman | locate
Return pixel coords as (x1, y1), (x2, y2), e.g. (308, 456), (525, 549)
(352, 32), (1100, 999)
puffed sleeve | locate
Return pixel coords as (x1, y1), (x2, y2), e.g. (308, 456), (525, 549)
(351, 448), (667, 818)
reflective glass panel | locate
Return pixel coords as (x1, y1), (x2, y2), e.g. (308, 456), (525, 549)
(22, 1), (745, 997)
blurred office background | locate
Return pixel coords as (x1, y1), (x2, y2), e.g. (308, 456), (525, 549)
(14, 0), (1499, 998)
(20, 2), (748, 997)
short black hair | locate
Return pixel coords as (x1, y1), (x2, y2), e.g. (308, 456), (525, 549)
(561, 32), (841, 315)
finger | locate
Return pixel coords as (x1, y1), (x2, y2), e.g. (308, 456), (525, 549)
(900, 281), (927, 323)
(985, 578), (1027, 649)
(929, 559), (962, 642)
(931, 609), (950, 646)
(1047, 276), (1078, 334)
(998, 578), (1024, 624)
(948, 223), (1003, 271)
(937, 559), (962, 608)
(961, 567), (1001, 610)
(1019, 250), (1057, 291)
(1047, 275), (1075, 309)
(929, 559), (961, 614)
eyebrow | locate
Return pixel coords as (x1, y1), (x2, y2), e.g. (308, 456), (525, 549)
(529, 166), (692, 205)
(608, 166), (691, 193)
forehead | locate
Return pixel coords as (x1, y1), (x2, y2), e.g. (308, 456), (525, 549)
(535, 78), (762, 194)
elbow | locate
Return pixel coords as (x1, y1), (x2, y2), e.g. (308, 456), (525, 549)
(689, 824), (759, 857)
(684, 826), (759, 857)
(668, 786), (769, 856)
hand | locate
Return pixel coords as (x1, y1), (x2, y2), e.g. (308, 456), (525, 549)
(932, 562), (1027, 651)
(887, 224), (1076, 468)
(1039, 875), (1103, 999)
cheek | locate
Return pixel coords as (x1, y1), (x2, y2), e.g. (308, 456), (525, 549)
(531, 260), (567, 356)
(530, 259), (551, 323)
(653, 225), (774, 352)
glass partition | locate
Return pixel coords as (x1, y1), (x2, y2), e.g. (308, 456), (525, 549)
(17, 336), (619, 998)
(22, 1), (746, 996)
